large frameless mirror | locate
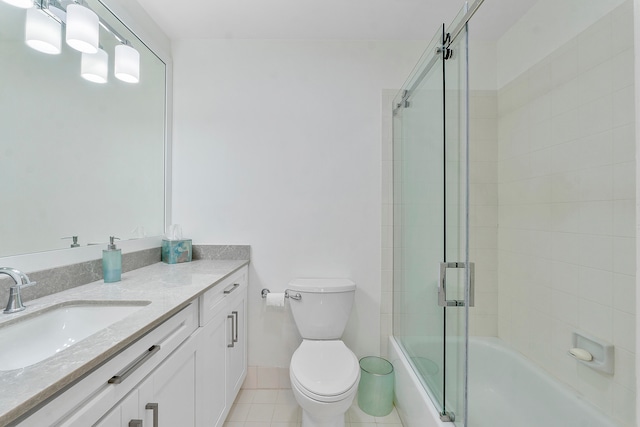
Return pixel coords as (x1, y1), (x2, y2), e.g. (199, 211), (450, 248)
(0, 0), (166, 257)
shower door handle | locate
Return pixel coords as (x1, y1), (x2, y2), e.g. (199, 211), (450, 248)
(438, 262), (474, 307)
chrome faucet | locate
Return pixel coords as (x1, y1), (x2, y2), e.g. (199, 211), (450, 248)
(0, 267), (36, 314)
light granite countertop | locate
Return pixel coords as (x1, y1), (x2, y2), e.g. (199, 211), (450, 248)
(0, 259), (249, 426)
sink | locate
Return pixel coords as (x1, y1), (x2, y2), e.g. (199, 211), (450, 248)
(0, 301), (149, 371)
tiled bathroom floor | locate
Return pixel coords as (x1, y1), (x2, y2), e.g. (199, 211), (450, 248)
(223, 389), (404, 427)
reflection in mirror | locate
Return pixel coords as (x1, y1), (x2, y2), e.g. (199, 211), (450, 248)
(0, 0), (165, 258)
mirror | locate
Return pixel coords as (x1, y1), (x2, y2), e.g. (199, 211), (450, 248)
(0, 0), (166, 257)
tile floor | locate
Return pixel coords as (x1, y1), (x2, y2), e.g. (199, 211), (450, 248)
(223, 389), (404, 427)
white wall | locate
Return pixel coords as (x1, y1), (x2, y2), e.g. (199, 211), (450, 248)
(171, 39), (425, 368)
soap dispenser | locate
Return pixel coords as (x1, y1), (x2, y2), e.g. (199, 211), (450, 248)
(103, 236), (122, 283)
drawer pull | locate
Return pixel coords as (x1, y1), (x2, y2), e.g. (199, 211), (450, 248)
(224, 283), (240, 294)
(108, 345), (161, 384)
(129, 420), (143, 427)
(145, 403), (159, 427)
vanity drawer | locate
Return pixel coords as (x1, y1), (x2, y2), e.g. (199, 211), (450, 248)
(18, 302), (198, 427)
(199, 266), (248, 327)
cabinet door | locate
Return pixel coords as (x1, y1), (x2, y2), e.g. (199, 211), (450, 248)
(93, 389), (139, 427)
(196, 310), (228, 427)
(138, 335), (198, 427)
(226, 291), (247, 399)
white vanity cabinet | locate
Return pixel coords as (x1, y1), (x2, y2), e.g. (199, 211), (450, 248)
(196, 267), (248, 427)
(15, 264), (249, 427)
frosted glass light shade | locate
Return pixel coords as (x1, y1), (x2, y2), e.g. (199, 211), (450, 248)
(65, 4), (99, 54)
(1, 0), (34, 8)
(25, 8), (61, 55)
(114, 44), (140, 83)
(81, 48), (108, 83)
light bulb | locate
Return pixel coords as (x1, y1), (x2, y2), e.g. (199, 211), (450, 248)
(25, 8), (61, 55)
(66, 4), (99, 54)
(114, 44), (140, 83)
(81, 48), (108, 83)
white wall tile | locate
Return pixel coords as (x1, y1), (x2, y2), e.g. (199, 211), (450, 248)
(614, 200), (636, 237)
(613, 309), (636, 353)
(578, 267), (613, 305)
(578, 95), (613, 138)
(613, 273), (636, 314)
(579, 299), (613, 343)
(580, 165), (614, 201)
(611, 49), (635, 91)
(551, 79), (580, 116)
(578, 60), (613, 105)
(612, 87), (635, 127)
(579, 201), (613, 235)
(613, 123), (635, 164)
(577, 13), (612, 72)
(496, 5), (635, 424)
(613, 347), (636, 391)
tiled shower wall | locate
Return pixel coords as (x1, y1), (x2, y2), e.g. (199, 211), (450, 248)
(496, 2), (636, 425)
(468, 91), (499, 336)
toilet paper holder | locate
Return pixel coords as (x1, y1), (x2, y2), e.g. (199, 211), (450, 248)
(261, 288), (302, 301)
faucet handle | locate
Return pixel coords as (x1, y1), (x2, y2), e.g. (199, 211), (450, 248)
(20, 280), (36, 288)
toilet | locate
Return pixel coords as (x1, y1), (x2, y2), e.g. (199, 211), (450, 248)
(288, 278), (360, 427)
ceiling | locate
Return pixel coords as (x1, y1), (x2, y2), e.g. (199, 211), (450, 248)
(134, 0), (536, 41)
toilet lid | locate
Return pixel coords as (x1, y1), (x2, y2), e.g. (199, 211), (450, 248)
(290, 340), (359, 400)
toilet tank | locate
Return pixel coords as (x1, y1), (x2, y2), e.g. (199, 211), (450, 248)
(288, 278), (356, 340)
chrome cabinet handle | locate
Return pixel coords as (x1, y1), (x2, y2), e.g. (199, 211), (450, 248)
(438, 262), (475, 307)
(227, 314), (235, 348)
(108, 345), (161, 384)
(129, 420), (142, 427)
(224, 283), (240, 294)
(145, 403), (158, 427)
(232, 311), (238, 343)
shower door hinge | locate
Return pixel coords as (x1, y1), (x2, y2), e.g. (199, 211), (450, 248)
(438, 261), (475, 307)
(395, 89), (410, 109)
(436, 32), (454, 60)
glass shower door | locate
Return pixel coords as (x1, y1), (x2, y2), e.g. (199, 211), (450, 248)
(392, 6), (470, 425)
(392, 25), (446, 411)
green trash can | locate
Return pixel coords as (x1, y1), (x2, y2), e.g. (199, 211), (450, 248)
(357, 356), (395, 417)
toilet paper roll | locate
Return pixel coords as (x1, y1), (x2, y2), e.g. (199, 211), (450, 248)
(266, 292), (286, 308)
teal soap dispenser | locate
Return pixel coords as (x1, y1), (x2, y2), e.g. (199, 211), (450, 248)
(103, 236), (122, 283)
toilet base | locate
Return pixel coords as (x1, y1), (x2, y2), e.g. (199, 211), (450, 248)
(302, 410), (346, 427)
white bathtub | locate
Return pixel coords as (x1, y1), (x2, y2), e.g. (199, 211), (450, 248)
(389, 336), (621, 427)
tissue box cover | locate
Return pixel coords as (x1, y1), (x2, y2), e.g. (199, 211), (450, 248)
(162, 239), (192, 264)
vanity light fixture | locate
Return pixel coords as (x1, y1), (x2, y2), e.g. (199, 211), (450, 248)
(114, 43), (139, 83)
(1, 0), (34, 8)
(25, 7), (61, 54)
(15, 0), (141, 85)
(81, 47), (108, 83)
(65, 3), (99, 54)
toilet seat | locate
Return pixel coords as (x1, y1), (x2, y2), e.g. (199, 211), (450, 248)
(290, 340), (360, 403)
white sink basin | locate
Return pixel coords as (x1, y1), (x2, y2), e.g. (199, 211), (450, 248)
(0, 301), (149, 371)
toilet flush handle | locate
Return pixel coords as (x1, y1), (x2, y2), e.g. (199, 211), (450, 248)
(285, 290), (302, 301)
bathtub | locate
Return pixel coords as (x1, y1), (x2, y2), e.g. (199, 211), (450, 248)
(389, 336), (621, 427)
